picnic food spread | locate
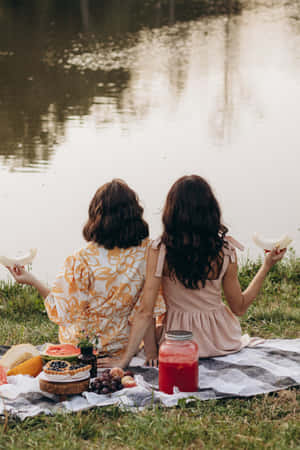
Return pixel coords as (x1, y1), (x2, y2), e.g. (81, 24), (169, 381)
(0, 332), (199, 400)
(0, 342), (138, 399)
(0, 338), (199, 399)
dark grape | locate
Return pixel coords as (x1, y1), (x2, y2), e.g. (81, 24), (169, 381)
(113, 376), (121, 384)
(90, 372), (125, 394)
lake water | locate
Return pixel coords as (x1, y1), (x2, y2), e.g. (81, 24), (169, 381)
(0, 0), (300, 283)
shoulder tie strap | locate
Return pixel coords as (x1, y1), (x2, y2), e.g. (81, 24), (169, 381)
(226, 236), (245, 251)
(225, 236), (244, 263)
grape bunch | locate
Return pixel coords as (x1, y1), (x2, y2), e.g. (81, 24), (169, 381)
(90, 368), (136, 395)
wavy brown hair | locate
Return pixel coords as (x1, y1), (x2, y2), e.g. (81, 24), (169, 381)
(161, 175), (228, 289)
(83, 179), (148, 249)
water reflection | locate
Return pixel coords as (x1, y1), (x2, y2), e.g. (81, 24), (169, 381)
(0, 0), (242, 170)
(0, 0), (300, 282)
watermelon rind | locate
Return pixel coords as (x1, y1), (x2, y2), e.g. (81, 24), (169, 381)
(41, 354), (78, 362)
(40, 343), (80, 363)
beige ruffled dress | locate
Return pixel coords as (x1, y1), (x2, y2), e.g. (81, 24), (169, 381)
(153, 238), (262, 358)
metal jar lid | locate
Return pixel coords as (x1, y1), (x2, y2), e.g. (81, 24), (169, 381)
(165, 330), (193, 341)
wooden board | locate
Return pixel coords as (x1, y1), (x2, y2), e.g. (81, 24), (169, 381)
(40, 377), (90, 401)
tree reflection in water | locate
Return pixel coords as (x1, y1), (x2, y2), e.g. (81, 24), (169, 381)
(0, 0), (242, 170)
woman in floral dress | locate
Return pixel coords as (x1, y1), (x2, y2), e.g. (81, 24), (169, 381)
(7, 179), (165, 359)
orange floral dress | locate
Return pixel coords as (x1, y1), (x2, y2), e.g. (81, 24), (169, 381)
(44, 238), (165, 356)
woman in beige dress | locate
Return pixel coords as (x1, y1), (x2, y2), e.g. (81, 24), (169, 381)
(100, 175), (286, 368)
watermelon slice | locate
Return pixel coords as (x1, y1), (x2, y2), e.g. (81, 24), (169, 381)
(41, 344), (81, 362)
(0, 365), (8, 385)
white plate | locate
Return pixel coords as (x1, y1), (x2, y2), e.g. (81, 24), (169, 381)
(39, 372), (90, 383)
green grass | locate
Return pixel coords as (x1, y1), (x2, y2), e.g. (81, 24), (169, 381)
(0, 255), (300, 449)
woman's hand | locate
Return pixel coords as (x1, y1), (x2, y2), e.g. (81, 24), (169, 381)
(6, 264), (35, 285)
(6, 265), (50, 299)
(97, 356), (158, 369)
(143, 318), (159, 366)
(223, 246), (287, 317)
(144, 344), (159, 367)
(263, 247), (287, 270)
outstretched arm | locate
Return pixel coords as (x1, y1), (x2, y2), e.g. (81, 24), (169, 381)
(8, 254), (93, 328)
(222, 247), (286, 316)
(6, 265), (50, 299)
(143, 318), (159, 367)
(99, 247), (161, 368)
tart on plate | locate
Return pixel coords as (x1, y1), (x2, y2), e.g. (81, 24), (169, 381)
(42, 360), (92, 382)
(44, 360), (70, 375)
(68, 361), (92, 376)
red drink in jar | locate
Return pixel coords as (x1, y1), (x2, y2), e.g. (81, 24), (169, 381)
(159, 330), (199, 394)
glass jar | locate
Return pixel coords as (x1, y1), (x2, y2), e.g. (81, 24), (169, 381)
(78, 346), (97, 378)
(159, 330), (199, 394)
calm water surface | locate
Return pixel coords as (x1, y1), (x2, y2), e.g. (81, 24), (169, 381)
(0, 0), (300, 282)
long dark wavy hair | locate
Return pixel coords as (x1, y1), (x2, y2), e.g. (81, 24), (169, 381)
(83, 179), (149, 249)
(161, 175), (228, 289)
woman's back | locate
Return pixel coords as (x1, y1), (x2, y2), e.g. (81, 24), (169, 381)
(153, 238), (252, 357)
(46, 238), (152, 355)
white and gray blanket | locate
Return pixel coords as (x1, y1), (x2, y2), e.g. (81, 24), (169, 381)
(0, 339), (300, 420)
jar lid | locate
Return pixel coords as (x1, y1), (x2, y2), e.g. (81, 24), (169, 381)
(165, 330), (193, 341)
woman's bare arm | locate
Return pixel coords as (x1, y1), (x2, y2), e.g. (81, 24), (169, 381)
(222, 247), (286, 316)
(143, 318), (159, 366)
(6, 265), (50, 299)
(99, 247), (161, 368)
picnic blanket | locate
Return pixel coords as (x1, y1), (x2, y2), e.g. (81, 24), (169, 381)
(0, 339), (300, 420)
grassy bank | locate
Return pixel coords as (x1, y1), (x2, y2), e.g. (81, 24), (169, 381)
(0, 254), (299, 449)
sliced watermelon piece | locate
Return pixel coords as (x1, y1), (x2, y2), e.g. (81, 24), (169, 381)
(0, 365), (8, 385)
(41, 344), (81, 362)
(45, 344), (80, 356)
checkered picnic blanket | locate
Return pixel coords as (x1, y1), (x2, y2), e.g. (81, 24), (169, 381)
(0, 339), (300, 420)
